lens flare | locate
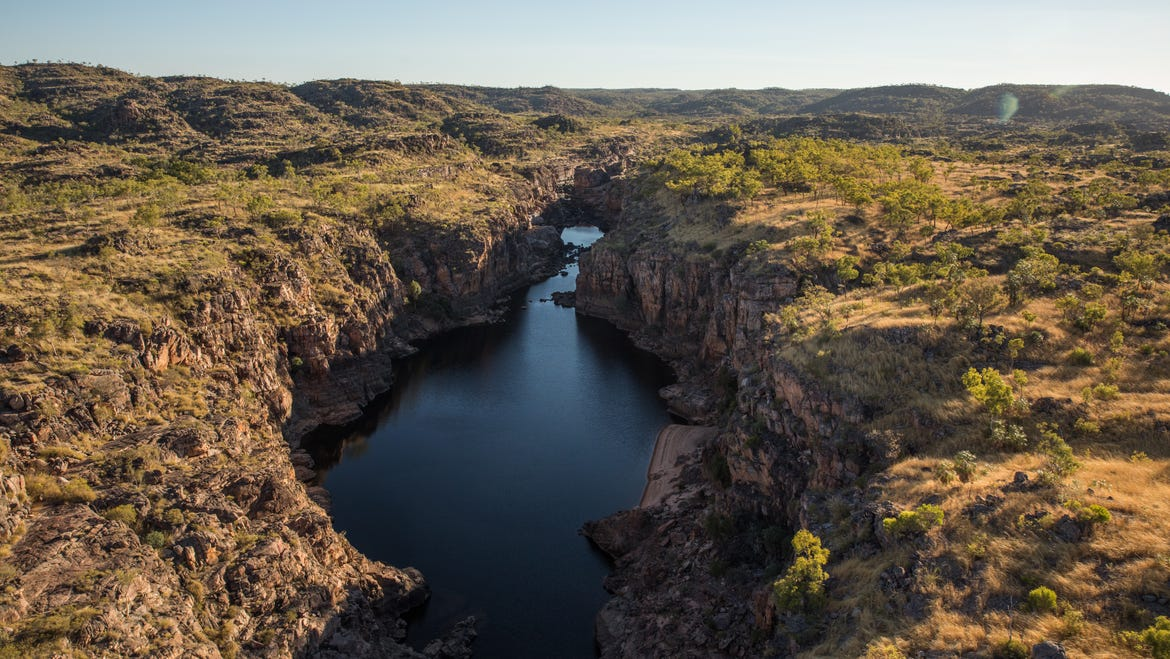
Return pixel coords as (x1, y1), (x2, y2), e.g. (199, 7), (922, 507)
(998, 93), (1019, 123)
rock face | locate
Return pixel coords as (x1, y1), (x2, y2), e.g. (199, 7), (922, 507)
(577, 238), (887, 656)
(0, 150), (622, 656)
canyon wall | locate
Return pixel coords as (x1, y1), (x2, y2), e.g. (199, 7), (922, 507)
(0, 156), (616, 657)
(577, 237), (891, 657)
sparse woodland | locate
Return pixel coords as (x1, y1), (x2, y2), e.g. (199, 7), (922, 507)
(1, 63), (1170, 657)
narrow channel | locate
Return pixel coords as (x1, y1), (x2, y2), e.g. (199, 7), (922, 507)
(308, 226), (674, 657)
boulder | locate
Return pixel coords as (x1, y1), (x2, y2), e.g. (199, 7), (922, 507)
(1032, 640), (1067, 658)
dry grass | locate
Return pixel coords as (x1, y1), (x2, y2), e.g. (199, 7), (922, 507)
(816, 453), (1170, 656)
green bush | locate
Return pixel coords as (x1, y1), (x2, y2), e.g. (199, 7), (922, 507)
(1064, 499), (1111, 524)
(962, 367), (1023, 417)
(989, 420), (1028, 451)
(1037, 424), (1080, 483)
(144, 530), (169, 549)
(1062, 609), (1085, 637)
(992, 638), (1030, 659)
(1067, 347), (1094, 366)
(1082, 383), (1120, 402)
(163, 507), (185, 526)
(25, 474), (96, 504)
(1057, 295), (1108, 332)
(953, 451), (978, 482)
(261, 209), (302, 230)
(1133, 616), (1170, 659)
(102, 504), (138, 527)
(883, 504), (945, 536)
(935, 460), (957, 485)
(772, 530), (830, 613)
(1027, 585), (1058, 612)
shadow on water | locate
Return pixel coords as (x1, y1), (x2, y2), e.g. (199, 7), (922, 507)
(304, 226), (675, 658)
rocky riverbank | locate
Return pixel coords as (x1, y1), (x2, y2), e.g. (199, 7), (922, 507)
(0, 64), (641, 656)
(0, 198), (570, 659)
(577, 237), (858, 658)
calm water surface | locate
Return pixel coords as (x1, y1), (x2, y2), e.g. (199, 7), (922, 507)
(309, 226), (674, 657)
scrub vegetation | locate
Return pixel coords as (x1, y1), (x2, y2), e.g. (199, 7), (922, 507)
(2, 62), (1170, 656)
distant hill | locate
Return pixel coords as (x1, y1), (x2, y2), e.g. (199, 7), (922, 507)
(2, 64), (1169, 152)
(947, 83), (1170, 126)
(797, 84), (966, 116)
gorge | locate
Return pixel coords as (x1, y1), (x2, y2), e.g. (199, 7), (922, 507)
(307, 226), (675, 658)
(2, 63), (1170, 658)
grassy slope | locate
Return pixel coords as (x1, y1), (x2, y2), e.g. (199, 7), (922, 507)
(606, 121), (1170, 656)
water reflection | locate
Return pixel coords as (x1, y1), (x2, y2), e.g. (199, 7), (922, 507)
(306, 227), (674, 658)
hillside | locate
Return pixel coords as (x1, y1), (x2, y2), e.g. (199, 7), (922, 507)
(576, 116), (1170, 658)
(0, 63), (644, 657)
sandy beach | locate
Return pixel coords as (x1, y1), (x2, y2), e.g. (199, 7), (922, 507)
(639, 424), (718, 507)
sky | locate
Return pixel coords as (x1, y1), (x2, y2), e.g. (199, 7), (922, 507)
(2, 0), (1168, 92)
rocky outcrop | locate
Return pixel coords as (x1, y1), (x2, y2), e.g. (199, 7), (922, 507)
(0, 149), (611, 656)
(576, 237), (881, 656)
(578, 244), (797, 365)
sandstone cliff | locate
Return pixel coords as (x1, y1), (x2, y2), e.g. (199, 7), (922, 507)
(0, 198), (568, 657)
(0, 64), (635, 655)
(576, 225), (897, 657)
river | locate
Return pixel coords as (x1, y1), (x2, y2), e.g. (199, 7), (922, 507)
(308, 226), (674, 657)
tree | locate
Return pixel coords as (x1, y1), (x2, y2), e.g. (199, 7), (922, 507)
(787, 212), (835, 270)
(1006, 247), (1060, 305)
(930, 243), (978, 285)
(955, 278), (1005, 329)
(772, 530), (830, 613)
(662, 149), (761, 201)
(908, 156), (934, 183)
(829, 175), (873, 210)
(962, 367), (1024, 417)
(1114, 249), (1160, 290)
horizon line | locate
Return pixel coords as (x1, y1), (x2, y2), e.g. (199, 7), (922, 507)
(5, 60), (1169, 96)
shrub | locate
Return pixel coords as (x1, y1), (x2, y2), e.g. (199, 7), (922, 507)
(935, 460), (957, 485)
(772, 530), (830, 613)
(1056, 295), (1107, 332)
(261, 209), (302, 230)
(25, 475), (96, 504)
(1067, 347), (1094, 366)
(963, 367), (1025, 417)
(102, 504), (138, 527)
(144, 530), (168, 549)
(992, 638), (1030, 659)
(163, 507), (185, 526)
(1082, 383), (1120, 402)
(1062, 609), (1085, 637)
(883, 504), (945, 536)
(1064, 500), (1111, 524)
(953, 451), (978, 482)
(1027, 585), (1058, 612)
(989, 420), (1028, 451)
(863, 640), (906, 658)
(1131, 616), (1170, 659)
(1073, 417), (1100, 435)
(1037, 424), (1080, 483)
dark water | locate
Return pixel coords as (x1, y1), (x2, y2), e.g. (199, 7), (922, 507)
(309, 226), (674, 658)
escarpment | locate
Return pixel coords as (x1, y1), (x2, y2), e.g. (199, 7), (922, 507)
(0, 63), (641, 657)
(7, 63), (1170, 658)
(577, 238), (880, 657)
(0, 196), (574, 657)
